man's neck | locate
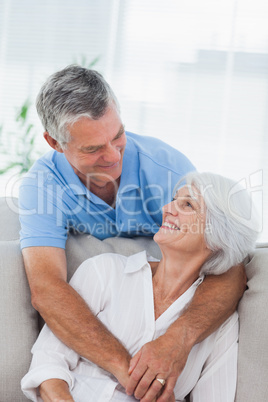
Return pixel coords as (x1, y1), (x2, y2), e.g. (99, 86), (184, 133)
(90, 180), (119, 207)
(82, 176), (120, 207)
(73, 166), (121, 207)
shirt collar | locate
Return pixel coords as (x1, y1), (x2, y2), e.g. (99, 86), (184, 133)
(124, 250), (149, 274)
(123, 251), (205, 292)
(118, 134), (140, 194)
(56, 152), (90, 196)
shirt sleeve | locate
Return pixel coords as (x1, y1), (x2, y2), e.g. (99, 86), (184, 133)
(190, 312), (239, 402)
(21, 324), (78, 402)
(21, 257), (107, 401)
(19, 178), (68, 249)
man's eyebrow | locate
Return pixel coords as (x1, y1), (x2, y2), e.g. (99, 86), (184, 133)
(80, 124), (125, 152)
(113, 124), (125, 139)
(80, 144), (102, 152)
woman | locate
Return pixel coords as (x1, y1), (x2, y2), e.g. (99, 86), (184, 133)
(21, 172), (258, 401)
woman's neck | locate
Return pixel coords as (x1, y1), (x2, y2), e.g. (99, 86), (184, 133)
(151, 248), (209, 320)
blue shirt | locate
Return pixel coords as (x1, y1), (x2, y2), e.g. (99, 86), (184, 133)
(19, 132), (195, 249)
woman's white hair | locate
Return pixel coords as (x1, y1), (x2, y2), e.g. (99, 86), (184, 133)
(176, 171), (259, 275)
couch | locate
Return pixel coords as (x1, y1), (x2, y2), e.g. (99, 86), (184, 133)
(0, 196), (267, 401)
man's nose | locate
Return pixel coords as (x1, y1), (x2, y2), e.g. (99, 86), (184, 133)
(103, 143), (121, 163)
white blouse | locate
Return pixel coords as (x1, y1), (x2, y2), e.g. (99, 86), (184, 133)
(21, 251), (238, 402)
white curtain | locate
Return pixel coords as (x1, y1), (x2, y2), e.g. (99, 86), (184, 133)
(0, 0), (267, 241)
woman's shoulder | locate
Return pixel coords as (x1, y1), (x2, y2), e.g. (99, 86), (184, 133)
(215, 311), (239, 344)
(71, 251), (149, 288)
(75, 252), (129, 276)
(219, 311), (239, 332)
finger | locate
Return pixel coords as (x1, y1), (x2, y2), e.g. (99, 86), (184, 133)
(170, 393), (176, 402)
(163, 393), (175, 402)
(133, 369), (159, 400)
(164, 391), (175, 402)
(140, 378), (166, 402)
(156, 378), (177, 402)
(126, 362), (148, 396)
(128, 350), (142, 375)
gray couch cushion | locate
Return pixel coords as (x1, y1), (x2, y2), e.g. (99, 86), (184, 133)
(236, 247), (268, 401)
(65, 234), (161, 280)
(0, 197), (268, 401)
(0, 197), (21, 241)
(0, 198), (38, 401)
(0, 240), (38, 402)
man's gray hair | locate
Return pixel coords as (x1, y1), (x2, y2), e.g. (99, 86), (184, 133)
(176, 171), (259, 275)
(36, 65), (120, 148)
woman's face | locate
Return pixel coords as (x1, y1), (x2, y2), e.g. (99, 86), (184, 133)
(154, 184), (208, 253)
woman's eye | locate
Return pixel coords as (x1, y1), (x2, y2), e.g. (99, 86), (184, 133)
(186, 201), (193, 208)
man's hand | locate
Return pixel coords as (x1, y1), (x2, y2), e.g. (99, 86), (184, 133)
(39, 379), (74, 402)
(126, 330), (190, 402)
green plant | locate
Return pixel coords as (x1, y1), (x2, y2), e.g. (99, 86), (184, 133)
(0, 100), (41, 175)
(0, 56), (101, 176)
(74, 55), (101, 69)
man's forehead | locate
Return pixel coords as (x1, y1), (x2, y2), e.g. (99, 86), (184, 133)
(80, 124), (125, 149)
(67, 115), (124, 146)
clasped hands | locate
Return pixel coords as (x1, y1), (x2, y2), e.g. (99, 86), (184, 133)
(123, 332), (190, 402)
(39, 331), (190, 402)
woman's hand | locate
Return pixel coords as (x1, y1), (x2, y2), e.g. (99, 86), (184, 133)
(109, 354), (132, 390)
(39, 379), (74, 402)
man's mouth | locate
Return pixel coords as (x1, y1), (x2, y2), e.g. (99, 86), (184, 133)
(98, 162), (120, 170)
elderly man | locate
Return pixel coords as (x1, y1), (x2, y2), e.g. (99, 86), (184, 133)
(19, 65), (245, 402)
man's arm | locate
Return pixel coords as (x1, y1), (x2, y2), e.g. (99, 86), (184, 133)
(126, 264), (247, 402)
(39, 379), (74, 402)
(23, 246), (131, 387)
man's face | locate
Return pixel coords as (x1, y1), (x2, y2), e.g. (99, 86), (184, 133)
(61, 106), (127, 188)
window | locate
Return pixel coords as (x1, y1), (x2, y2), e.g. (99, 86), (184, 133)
(0, 0), (267, 241)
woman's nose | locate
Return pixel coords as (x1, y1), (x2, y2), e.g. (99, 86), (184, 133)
(162, 201), (178, 215)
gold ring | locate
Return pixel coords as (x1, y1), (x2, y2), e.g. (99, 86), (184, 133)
(156, 378), (166, 386)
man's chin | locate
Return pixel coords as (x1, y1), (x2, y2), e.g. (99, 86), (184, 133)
(84, 172), (121, 188)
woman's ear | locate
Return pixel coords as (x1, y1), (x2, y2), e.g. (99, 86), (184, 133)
(43, 132), (64, 153)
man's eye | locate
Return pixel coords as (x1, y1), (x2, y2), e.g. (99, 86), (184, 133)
(186, 201), (193, 208)
(85, 148), (99, 154)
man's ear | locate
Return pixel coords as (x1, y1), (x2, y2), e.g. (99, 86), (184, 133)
(43, 132), (64, 153)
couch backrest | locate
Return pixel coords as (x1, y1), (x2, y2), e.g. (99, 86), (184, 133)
(0, 197), (267, 402)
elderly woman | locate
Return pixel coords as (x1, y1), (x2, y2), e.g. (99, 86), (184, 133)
(21, 171), (258, 402)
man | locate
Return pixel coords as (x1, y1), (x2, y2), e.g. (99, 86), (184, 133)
(19, 65), (246, 401)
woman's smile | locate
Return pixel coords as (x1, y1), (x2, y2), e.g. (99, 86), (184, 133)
(161, 221), (180, 231)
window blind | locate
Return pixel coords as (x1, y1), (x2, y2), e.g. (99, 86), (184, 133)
(0, 0), (267, 241)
